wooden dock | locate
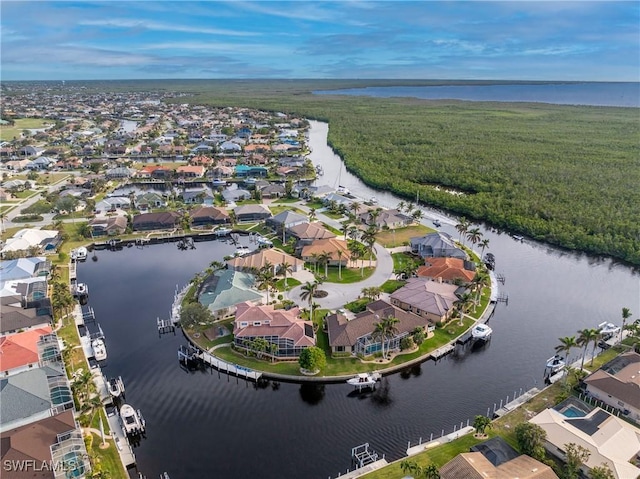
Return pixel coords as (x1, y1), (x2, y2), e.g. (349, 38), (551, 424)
(199, 348), (263, 381)
(430, 344), (455, 360)
(106, 407), (137, 468)
(493, 387), (540, 418)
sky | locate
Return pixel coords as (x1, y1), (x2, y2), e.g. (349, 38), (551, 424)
(1, 1), (638, 81)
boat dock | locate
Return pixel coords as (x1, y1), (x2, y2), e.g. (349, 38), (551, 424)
(492, 387), (540, 418)
(105, 406), (137, 468)
(430, 344), (455, 360)
(198, 346), (263, 381)
(406, 426), (475, 456)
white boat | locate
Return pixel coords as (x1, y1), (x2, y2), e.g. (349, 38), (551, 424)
(211, 178), (227, 187)
(235, 245), (250, 256)
(108, 376), (125, 398)
(337, 185), (350, 195)
(368, 196), (378, 205)
(120, 404), (145, 435)
(512, 234), (524, 242)
(71, 247), (88, 261)
(432, 219), (442, 228)
(347, 372), (381, 389)
(92, 338), (107, 361)
(471, 323), (492, 341)
(597, 322), (620, 339)
(315, 165), (324, 175)
(244, 177), (258, 185)
(74, 282), (88, 298)
(546, 354), (565, 374)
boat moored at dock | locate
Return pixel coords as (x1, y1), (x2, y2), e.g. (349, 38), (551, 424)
(471, 323), (492, 341)
(108, 376), (125, 398)
(545, 354), (565, 374)
(347, 372), (381, 391)
(120, 404), (145, 436)
(71, 246), (88, 261)
(92, 338), (107, 361)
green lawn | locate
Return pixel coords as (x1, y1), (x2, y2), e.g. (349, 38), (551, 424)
(275, 277), (301, 291)
(0, 118), (54, 141)
(380, 279), (406, 293)
(314, 265), (375, 283)
(376, 224), (433, 248)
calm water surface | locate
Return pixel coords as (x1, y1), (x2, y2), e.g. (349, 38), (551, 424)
(78, 122), (639, 479)
(315, 82), (640, 107)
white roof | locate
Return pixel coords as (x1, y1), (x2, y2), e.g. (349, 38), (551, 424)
(1, 229), (58, 253)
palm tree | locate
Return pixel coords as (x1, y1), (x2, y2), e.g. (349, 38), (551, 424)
(397, 201), (406, 213)
(473, 415), (492, 437)
(411, 209), (423, 223)
(423, 464), (441, 479)
(308, 208), (317, 222)
(372, 320), (388, 359)
(340, 219), (351, 239)
(382, 315), (400, 358)
(479, 238), (490, 259)
(466, 227), (483, 249)
(455, 293), (474, 325)
(317, 251), (331, 278)
(300, 281), (319, 323)
(336, 249), (343, 280)
(256, 264), (276, 304)
(555, 336), (577, 364)
(577, 328), (600, 368)
(621, 307), (632, 344)
(456, 217), (471, 246)
(361, 226), (377, 267)
(470, 272), (490, 309)
(310, 252), (320, 274)
(349, 201), (361, 217)
(278, 260), (293, 288)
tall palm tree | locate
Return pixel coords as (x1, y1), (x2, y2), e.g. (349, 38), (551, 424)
(372, 320), (388, 359)
(456, 217), (471, 246)
(577, 328), (599, 369)
(555, 336), (577, 364)
(300, 281), (319, 323)
(455, 293), (474, 325)
(412, 209), (423, 223)
(349, 201), (361, 217)
(317, 251), (331, 278)
(479, 238), (490, 259)
(278, 260), (293, 288)
(423, 464), (441, 479)
(471, 272), (490, 308)
(308, 208), (317, 222)
(382, 315), (400, 358)
(336, 249), (343, 280)
(397, 201), (406, 213)
(256, 263), (276, 304)
(621, 307), (632, 344)
(310, 252), (320, 274)
(466, 227), (483, 249)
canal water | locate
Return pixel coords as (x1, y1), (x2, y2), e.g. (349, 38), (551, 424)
(78, 121), (639, 479)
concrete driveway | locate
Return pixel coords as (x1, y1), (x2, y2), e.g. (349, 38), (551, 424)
(286, 243), (395, 311)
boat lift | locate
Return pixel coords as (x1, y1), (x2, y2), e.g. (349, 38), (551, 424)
(352, 443), (379, 469)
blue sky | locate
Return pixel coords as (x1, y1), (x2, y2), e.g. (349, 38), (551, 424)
(1, 1), (638, 81)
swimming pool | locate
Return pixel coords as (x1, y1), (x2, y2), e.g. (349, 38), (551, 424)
(561, 405), (587, 417)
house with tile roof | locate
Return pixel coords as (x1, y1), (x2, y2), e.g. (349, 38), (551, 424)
(233, 302), (315, 359)
(0, 295), (52, 335)
(233, 204), (271, 222)
(190, 206), (230, 227)
(266, 210), (308, 231)
(198, 269), (262, 319)
(416, 257), (476, 284)
(440, 452), (558, 479)
(0, 327), (53, 375)
(358, 208), (413, 230)
(0, 410), (81, 479)
(132, 211), (180, 231)
(326, 300), (426, 356)
(390, 277), (462, 323)
(300, 238), (351, 266)
(227, 249), (304, 274)
(87, 216), (128, 236)
(530, 405), (640, 479)
(410, 231), (467, 260)
(583, 352), (640, 423)
(176, 165), (205, 178)
(288, 222), (336, 248)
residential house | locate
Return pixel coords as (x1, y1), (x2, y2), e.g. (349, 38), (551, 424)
(390, 277), (462, 323)
(410, 232), (467, 260)
(88, 216), (128, 236)
(1, 229), (60, 257)
(416, 257), (476, 284)
(105, 166), (135, 179)
(198, 269), (262, 319)
(190, 206), (230, 227)
(358, 208), (413, 230)
(235, 164), (268, 178)
(288, 222), (335, 248)
(132, 211), (181, 231)
(266, 210), (308, 232)
(227, 249), (304, 274)
(530, 405), (640, 479)
(233, 302), (315, 358)
(176, 165), (205, 178)
(0, 295), (52, 335)
(583, 352), (640, 422)
(300, 238), (351, 267)
(244, 143), (269, 154)
(259, 183), (286, 198)
(4, 159), (31, 171)
(222, 187), (251, 203)
(440, 452), (558, 479)
(180, 189), (214, 205)
(96, 196), (131, 212)
(0, 257), (50, 282)
(326, 300), (426, 356)
(0, 410), (82, 478)
(233, 204), (272, 223)
(322, 192), (352, 208)
(0, 326), (53, 375)
(135, 192), (165, 210)
(25, 157), (56, 170)
(208, 165), (234, 178)
(220, 141), (242, 152)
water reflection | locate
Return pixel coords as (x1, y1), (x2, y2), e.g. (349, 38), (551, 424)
(299, 383), (325, 404)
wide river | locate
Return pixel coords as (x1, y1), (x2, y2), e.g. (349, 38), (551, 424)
(78, 121), (639, 479)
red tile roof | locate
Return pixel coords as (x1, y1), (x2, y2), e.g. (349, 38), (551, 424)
(0, 326), (53, 372)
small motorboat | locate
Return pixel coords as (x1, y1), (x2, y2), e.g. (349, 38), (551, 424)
(347, 372), (381, 390)
(471, 323), (492, 341)
(92, 338), (107, 361)
(432, 219), (442, 228)
(235, 245), (250, 257)
(336, 185), (350, 195)
(211, 178), (227, 187)
(368, 197), (378, 205)
(120, 404), (145, 436)
(546, 354), (565, 374)
(244, 177), (258, 186)
(512, 234), (524, 242)
(597, 322), (620, 339)
(108, 376), (125, 398)
(71, 246), (88, 261)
